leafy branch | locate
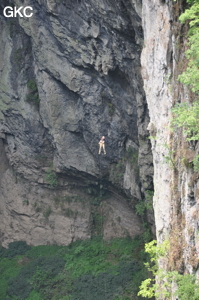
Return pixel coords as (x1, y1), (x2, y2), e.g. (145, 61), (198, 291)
(171, 102), (199, 141)
(138, 239), (199, 299)
(178, 0), (199, 93)
(44, 167), (58, 188)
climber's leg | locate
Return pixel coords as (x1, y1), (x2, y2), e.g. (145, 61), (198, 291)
(98, 143), (102, 154)
(103, 144), (106, 154)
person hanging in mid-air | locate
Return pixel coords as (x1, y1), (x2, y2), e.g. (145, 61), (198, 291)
(98, 136), (106, 154)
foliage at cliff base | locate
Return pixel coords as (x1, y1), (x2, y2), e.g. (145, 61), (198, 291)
(0, 238), (147, 300)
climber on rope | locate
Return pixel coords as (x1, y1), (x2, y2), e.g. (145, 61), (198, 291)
(98, 136), (106, 154)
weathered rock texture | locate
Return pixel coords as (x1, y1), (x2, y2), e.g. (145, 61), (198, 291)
(0, 0), (153, 246)
(141, 0), (199, 281)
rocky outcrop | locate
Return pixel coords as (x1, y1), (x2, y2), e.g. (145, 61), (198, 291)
(141, 0), (173, 242)
(141, 0), (199, 278)
(0, 0), (153, 246)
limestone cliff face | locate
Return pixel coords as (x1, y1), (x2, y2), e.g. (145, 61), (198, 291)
(141, 0), (173, 242)
(141, 0), (199, 277)
(0, 0), (153, 246)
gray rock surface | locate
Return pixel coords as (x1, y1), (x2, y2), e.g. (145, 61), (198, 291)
(0, 0), (153, 246)
(141, 0), (199, 279)
(141, 0), (173, 242)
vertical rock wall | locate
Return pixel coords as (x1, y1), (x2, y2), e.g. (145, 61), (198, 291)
(141, 0), (173, 242)
(141, 0), (199, 277)
(0, 0), (154, 246)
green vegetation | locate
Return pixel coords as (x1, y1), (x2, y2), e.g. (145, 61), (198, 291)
(43, 206), (52, 219)
(171, 0), (199, 171)
(138, 240), (170, 299)
(23, 200), (29, 206)
(0, 237), (148, 300)
(171, 102), (199, 171)
(141, 222), (153, 244)
(26, 79), (40, 107)
(107, 102), (115, 116)
(193, 154), (199, 171)
(138, 240), (199, 299)
(171, 102), (199, 141)
(0, 256), (22, 299)
(135, 190), (154, 217)
(174, 273), (199, 300)
(178, 0), (199, 93)
(162, 143), (176, 170)
(7, 256), (65, 300)
(44, 166), (58, 188)
(90, 211), (104, 236)
(0, 241), (31, 259)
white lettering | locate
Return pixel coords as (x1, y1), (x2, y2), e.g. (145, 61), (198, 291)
(14, 6), (24, 18)
(3, 6), (13, 18)
(23, 6), (33, 18)
(3, 6), (34, 18)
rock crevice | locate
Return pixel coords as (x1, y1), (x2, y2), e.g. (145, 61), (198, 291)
(0, 0), (153, 246)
